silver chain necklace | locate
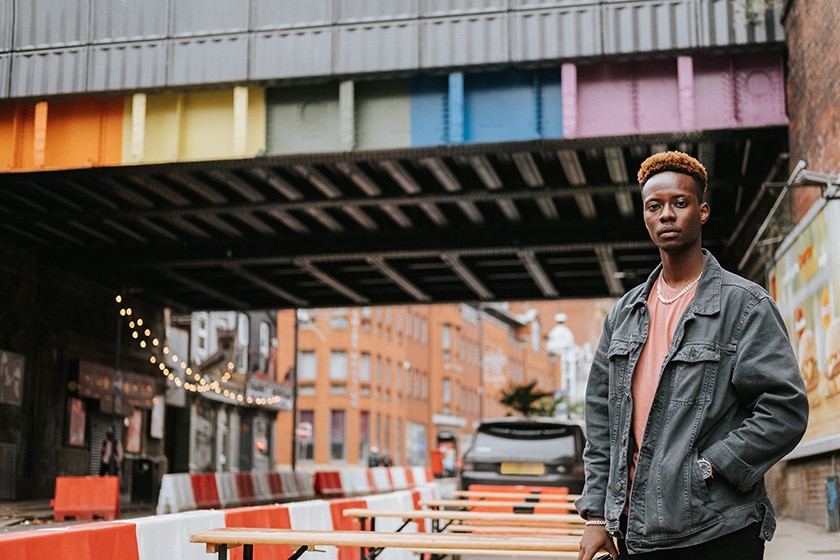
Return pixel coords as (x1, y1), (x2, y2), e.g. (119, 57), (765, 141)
(657, 270), (703, 305)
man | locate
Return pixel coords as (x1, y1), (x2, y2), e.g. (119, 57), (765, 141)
(575, 151), (808, 560)
(99, 429), (124, 476)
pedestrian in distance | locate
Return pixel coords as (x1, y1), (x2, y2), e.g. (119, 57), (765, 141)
(99, 429), (124, 477)
(368, 445), (381, 468)
(575, 151), (809, 560)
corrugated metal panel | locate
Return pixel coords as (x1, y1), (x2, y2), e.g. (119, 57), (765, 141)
(423, 0), (507, 17)
(336, 22), (419, 74)
(512, 0), (601, 7)
(251, 1), (333, 31)
(356, 80), (412, 150)
(168, 35), (249, 87)
(171, 0), (250, 37)
(698, 0), (784, 47)
(88, 42), (168, 92)
(10, 48), (89, 97)
(13, 0), (89, 50)
(336, 0), (418, 23)
(265, 84), (343, 155)
(0, 54), (8, 97)
(422, 15), (509, 69)
(602, 0), (698, 55)
(409, 75), (449, 146)
(512, 6), (602, 62)
(90, 0), (168, 42)
(1, 0), (12, 51)
(251, 28), (333, 80)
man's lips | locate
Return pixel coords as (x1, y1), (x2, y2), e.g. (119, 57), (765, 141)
(659, 229), (680, 238)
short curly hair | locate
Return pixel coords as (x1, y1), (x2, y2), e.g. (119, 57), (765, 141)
(637, 151), (707, 198)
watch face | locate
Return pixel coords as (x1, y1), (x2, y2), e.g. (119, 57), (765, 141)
(699, 459), (712, 479)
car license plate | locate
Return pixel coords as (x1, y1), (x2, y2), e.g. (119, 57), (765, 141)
(500, 462), (544, 475)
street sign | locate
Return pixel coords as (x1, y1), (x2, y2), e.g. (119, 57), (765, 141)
(295, 421), (313, 441)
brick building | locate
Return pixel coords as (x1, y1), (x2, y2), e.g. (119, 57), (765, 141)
(762, 0), (840, 526)
(272, 299), (615, 469)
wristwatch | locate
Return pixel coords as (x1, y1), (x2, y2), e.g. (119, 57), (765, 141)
(698, 457), (713, 480)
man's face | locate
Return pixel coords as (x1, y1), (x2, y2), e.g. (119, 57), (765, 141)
(641, 171), (709, 254)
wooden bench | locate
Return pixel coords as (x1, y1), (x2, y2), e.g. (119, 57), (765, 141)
(453, 490), (582, 502)
(420, 498), (576, 510)
(342, 507), (584, 534)
(190, 528), (583, 560)
(446, 524), (585, 536)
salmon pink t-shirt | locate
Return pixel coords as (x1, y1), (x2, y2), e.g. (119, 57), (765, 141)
(629, 274), (698, 482)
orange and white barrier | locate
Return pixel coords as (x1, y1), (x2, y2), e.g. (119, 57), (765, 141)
(388, 467), (409, 491)
(156, 473), (196, 515)
(369, 467), (392, 493)
(287, 499), (338, 560)
(5, 467), (446, 560)
(52, 476), (121, 521)
(134, 509), (225, 560)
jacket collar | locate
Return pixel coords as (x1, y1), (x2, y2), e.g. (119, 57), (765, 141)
(628, 249), (722, 316)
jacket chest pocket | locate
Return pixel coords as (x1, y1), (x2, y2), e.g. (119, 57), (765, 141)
(665, 343), (721, 405)
(607, 338), (638, 393)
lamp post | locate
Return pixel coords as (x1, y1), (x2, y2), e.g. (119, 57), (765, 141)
(290, 309), (300, 472)
(545, 313), (575, 418)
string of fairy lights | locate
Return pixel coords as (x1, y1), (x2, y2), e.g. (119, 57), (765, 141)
(116, 295), (283, 407)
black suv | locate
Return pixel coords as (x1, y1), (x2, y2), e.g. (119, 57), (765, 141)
(458, 417), (586, 493)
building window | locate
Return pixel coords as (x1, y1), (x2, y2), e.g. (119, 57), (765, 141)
(330, 308), (349, 330)
(442, 324), (451, 361)
(258, 321), (271, 373)
(360, 410), (370, 460)
(299, 410), (314, 461)
(360, 352), (371, 384)
(236, 313), (249, 372)
(297, 351), (317, 382)
(195, 313), (208, 354)
(329, 351), (348, 381)
(442, 378), (451, 404)
(330, 410), (345, 461)
(385, 359), (392, 388)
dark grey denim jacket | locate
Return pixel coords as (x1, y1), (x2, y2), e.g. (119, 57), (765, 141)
(575, 250), (808, 554)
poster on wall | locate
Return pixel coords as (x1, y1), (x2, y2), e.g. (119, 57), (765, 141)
(0, 350), (25, 406)
(769, 201), (840, 443)
(126, 409), (143, 453)
(67, 397), (87, 447)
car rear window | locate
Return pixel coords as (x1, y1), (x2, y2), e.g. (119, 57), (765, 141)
(470, 424), (580, 459)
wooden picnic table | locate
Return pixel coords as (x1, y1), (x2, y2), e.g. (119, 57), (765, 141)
(190, 528), (584, 560)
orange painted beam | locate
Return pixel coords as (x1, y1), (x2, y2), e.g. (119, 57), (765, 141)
(0, 97), (123, 171)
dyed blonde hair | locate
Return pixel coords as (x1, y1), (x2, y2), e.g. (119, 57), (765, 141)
(637, 151), (708, 199)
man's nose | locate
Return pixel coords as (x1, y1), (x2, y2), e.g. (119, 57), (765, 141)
(660, 204), (676, 220)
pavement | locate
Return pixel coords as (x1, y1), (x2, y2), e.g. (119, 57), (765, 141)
(2, 498), (839, 558)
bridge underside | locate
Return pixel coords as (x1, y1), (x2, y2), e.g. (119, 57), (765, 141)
(1, 127), (787, 311)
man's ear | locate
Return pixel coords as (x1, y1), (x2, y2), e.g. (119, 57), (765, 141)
(700, 202), (710, 225)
